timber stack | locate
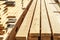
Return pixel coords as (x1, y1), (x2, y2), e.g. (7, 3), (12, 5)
(0, 0), (60, 40)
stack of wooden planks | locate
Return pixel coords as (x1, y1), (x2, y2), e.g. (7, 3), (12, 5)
(16, 0), (60, 40)
(16, 0), (40, 40)
(0, 1), (7, 35)
(0, 0), (60, 40)
(0, 1), (7, 18)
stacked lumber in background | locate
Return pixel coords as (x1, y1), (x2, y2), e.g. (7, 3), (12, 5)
(0, 1), (7, 15)
(0, 1), (7, 35)
(16, 0), (40, 40)
(0, 0), (32, 40)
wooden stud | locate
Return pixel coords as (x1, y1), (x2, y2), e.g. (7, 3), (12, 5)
(29, 0), (40, 40)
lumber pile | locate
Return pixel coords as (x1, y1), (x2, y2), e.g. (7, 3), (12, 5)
(0, 4), (7, 16)
(0, 0), (60, 40)
(16, 0), (60, 40)
(0, 1), (7, 35)
(0, 0), (16, 40)
(16, 0), (40, 40)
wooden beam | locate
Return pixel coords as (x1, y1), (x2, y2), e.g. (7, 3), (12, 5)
(41, 0), (51, 40)
(29, 0), (40, 40)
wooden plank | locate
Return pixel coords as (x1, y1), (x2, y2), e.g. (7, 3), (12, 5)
(3, 7), (8, 13)
(41, 0), (51, 40)
(16, 0), (37, 40)
(29, 0), (40, 40)
(45, 0), (60, 40)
